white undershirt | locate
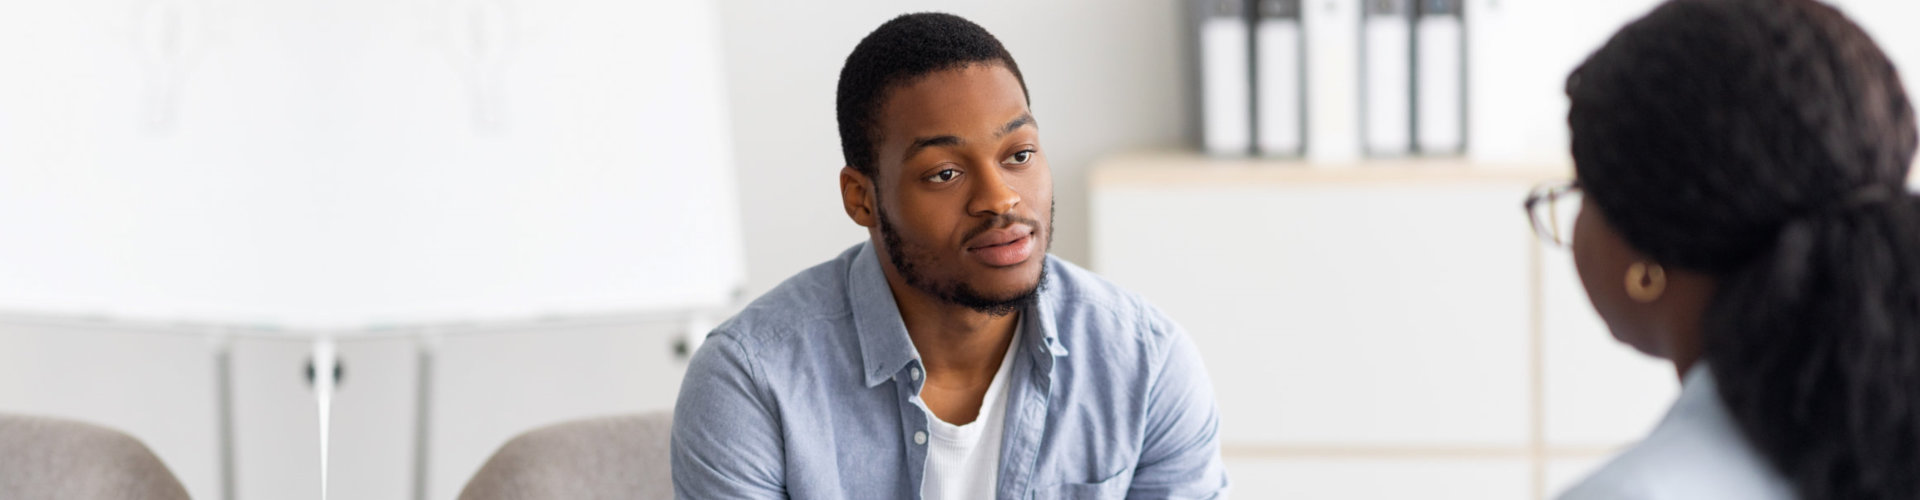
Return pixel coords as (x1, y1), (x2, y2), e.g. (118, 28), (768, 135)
(920, 322), (1022, 500)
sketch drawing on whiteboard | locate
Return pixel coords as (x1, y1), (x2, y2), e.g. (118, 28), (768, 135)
(432, 0), (515, 134)
(133, 0), (222, 135)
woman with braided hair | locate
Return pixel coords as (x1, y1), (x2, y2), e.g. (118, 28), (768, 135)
(1532, 0), (1920, 498)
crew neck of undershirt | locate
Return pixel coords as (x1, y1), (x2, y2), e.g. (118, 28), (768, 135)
(924, 320), (1022, 442)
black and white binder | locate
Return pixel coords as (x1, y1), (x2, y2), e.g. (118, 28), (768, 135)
(1254, 0), (1304, 157)
(1196, 0), (1252, 155)
(1362, 0), (1412, 157)
(1304, 0), (1362, 163)
(1415, 0), (1465, 154)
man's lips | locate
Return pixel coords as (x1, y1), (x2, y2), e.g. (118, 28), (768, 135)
(966, 225), (1037, 267)
(966, 225), (1035, 251)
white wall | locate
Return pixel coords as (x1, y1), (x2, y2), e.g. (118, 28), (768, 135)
(714, 0), (1193, 294)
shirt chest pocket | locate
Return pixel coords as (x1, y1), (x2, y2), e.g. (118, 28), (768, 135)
(1033, 467), (1132, 499)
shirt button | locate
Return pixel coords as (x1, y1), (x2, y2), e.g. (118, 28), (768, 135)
(910, 367), (922, 381)
(914, 431), (928, 445)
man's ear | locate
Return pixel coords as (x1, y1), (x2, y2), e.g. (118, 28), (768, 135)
(841, 166), (878, 228)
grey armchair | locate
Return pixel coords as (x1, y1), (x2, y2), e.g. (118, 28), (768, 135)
(0, 414), (191, 500)
(457, 412), (674, 500)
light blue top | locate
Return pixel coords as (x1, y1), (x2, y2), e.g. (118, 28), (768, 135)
(671, 241), (1229, 499)
(1558, 364), (1795, 500)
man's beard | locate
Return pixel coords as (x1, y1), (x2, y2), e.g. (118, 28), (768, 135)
(876, 199), (1052, 317)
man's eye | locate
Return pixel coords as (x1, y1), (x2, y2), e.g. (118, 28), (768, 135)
(1005, 150), (1035, 165)
(926, 169), (962, 183)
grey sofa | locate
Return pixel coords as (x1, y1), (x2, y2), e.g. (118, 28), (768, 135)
(0, 414), (192, 500)
(457, 411), (674, 500)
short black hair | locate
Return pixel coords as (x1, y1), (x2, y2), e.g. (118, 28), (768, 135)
(836, 12), (1029, 179)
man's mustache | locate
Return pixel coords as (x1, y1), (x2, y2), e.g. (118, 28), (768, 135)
(961, 212), (1042, 245)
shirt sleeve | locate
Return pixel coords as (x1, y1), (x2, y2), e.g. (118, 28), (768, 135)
(670, 332), (788, 499)
(1127, 316), (1231, 499)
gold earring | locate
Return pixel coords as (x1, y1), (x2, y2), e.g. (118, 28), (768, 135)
(1625, 262), (1667, 303)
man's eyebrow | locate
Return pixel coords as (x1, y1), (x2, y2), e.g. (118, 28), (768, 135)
(996, 113), (1035, 138)
(903, 135), (963, 161)
(901, 113), (1036, 161)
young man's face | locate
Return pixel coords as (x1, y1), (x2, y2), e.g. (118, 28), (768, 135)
(861, 63), (1052, 315)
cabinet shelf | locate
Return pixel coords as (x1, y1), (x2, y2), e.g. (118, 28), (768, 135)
(1091, 150), (1572, 187)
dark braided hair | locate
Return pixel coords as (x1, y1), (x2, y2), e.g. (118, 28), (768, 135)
(1569, 0), (1920, 498)
(836, 12), (1029, 180)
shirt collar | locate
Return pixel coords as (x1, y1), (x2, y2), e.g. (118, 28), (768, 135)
(1673, 362), (1719, 414)
(1649, 361), (1732, 436)
(849, 241), (1067, 388)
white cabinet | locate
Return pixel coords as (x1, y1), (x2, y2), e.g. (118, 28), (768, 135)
(230, 337), (324, 500)
(1229, 457), (1532, 500)
(230, 319), (691, 500)
(414, 320), (688, 500)
(1096, 173), (1534, 446)
(1089, 152), (1675, 499)
(0, 315), (691, 500)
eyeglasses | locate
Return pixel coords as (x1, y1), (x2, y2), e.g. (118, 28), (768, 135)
(1524, 181), (1582, 247)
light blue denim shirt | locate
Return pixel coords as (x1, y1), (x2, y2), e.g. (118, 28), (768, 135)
(672, 241), (1229, 499)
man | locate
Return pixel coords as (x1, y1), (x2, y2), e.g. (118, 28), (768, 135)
(672, 12), (1228, 499)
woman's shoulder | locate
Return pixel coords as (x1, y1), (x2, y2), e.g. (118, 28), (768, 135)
(1556, 368), (1796, 500)
(1557, 441), (1790, 500)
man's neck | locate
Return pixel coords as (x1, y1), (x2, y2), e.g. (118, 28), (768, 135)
(879, 265), (1022, 425)
(889, 281), (1020, 381)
